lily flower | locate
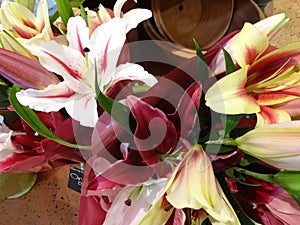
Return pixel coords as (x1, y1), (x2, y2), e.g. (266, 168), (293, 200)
(0, 112), (87, 173)
(205, 22), (300, 125)
(140, 145), (240, 225)
(87, 0), (152, 34)
(271, 98), (300, 119)
(79, 163), (168, 225)
(0, 116), (16, 162)
(0, 24), (35, 58)
(16, 16), (157, 127)
(206, 13), (289, 75)
(0, 0), (53, 45)
(0, 47), (59, 90)
(232, 120), (300, 170)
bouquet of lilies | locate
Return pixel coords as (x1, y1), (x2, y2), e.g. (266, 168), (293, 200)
(0, 0), (300, 224)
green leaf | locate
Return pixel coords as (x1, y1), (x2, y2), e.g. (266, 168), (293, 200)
(193, 39), (208, 83)
(55, 0), (74, 26)
(95, 71), (131, 134)
(70, 0), (85, 7)
(239, 155), (259, 166)
(193, 39), (205, 63)
(80, 4), (87, 24)
(49, 11), (60, 24)
(8, 85), (90, 150)
(274, 171), (300, 199)
(253, 0), (273, 9)
(220, 114), (245, 136)
(0, 172), (37, 199)
(222, 47), (236, 75)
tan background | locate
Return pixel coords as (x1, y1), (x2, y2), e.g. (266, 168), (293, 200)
(0, 0), (300, 224)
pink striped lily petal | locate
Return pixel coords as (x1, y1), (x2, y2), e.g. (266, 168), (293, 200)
(67, 16), (90, 55)
(266, 191), (300, 224)
(0, 48), (59, 89)
(89, 18), (127, 87)
(29, 41), (86, 89)
(16, 82), (98, 127)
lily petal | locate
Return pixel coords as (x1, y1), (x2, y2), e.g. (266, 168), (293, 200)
(66, 16), (90, 55)
(273, 98), (300, 117)
(209, 13), (289, 75)
(230, 23), (269, 67)
(166, 145), (240, 225)
(266, 191), (300, 224)
(28, 0), (53, 43)
(0, 2), (36, 38)
(103, 179), (167, 225)
(256, 106), (291, 127)
(127, 95), (178, 165)
(113, 0), (129, 18)
(123, 9), (152, 33)
(89, 18), (127, 84)
(205, 66), (260, 114)
(254, 13), (289, 39)
(255, 85), (300, 106)
(247, 43), (300, 88)
(29, 41), (86, 89)
(111, 63), (157, 88)
(235, 120), (300, 170)
(138, 196), (174, 225)
(16, 82), (98, 127)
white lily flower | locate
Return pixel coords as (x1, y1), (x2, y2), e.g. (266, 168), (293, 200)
(16, 16), (157, 127)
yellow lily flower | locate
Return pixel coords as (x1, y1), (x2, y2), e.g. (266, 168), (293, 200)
(140, 145), (240, 225)
(205, 22), (300, 125)
(234, 120), (300, 171)
(0, 0), (53, 45)
(0, 25), (35, 58)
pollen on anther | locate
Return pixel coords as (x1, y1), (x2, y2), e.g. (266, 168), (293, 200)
(83, 47), (90, 53)
(124, 199), (131, 206)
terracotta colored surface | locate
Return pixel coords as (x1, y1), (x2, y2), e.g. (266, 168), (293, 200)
(0, 1), (299, 225)
(271, 0), (300, 47)
(0, 166), (80, 225)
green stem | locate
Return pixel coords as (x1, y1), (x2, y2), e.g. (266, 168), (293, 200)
(205, 138), (236, 146)
(233, 167), (275, 183)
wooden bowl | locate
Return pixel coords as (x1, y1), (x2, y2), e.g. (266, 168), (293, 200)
(151, 0), (234, 50)
(226, 0), (265, 34)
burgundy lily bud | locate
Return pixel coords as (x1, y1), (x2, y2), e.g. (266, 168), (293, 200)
(0, 48), (59, 90)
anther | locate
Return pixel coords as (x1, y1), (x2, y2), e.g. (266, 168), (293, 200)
(124, 199), (131, 206)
